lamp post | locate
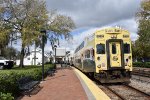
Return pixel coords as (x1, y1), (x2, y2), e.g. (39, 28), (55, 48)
(54, 45), (57, 69)
(41, 30), (46, 81)
(66, 51), (70, 67)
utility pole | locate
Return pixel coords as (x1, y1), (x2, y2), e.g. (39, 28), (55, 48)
(42, 35), (44, 81)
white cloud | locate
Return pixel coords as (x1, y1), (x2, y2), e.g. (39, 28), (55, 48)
(57, 28), (98, 52)
(59, 21), (139, 52)
(13, 0), (141, 52)
(45, 0), (141, 52)
(46, 0), (141, 27)
(109, 18), (139, 41)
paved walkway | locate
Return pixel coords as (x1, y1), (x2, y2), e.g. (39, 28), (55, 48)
(21, 65), (88, 100)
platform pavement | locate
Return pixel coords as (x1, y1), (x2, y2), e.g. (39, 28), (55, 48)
(21, 64), (110, 100)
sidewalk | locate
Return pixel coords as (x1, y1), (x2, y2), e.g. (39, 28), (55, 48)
(21, 65), (88, 100)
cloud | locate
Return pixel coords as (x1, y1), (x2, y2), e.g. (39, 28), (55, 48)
(46, 0), (141, 28)
(46, 0), (141, 51)
(109, 18), (139, 41)
(13, 0), (141, 52)
(58, 18), (139, 52)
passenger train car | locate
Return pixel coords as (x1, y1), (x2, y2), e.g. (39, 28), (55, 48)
(73, 27), (132, 83)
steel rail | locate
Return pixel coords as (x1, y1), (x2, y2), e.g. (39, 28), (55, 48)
(104, 85), (126, 100)
(132, 72), (150, 78)
(124, 84), (150, 97)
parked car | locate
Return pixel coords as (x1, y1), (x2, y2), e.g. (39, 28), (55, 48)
(0, 56), (14, 69)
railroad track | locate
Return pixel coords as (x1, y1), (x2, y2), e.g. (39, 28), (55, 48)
(101, 84), (150, 100)
(132, 71), (150, 78)
(104, 85), (126, 100)
(125, 84), (150, 97)
(82, 68), (150, 100)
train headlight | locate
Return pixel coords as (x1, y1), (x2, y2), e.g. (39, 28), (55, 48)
(97, 64), (101, 68)
(97, 57), (100, 61)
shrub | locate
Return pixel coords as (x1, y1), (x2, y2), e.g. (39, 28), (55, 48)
(133, 62), (150, 68)
(0, 92), (14, 100)
(45, 61), (52, 64)
(0, 64), (54, 97)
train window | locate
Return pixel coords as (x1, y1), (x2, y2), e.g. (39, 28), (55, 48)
(85, 50), (90, 58)
(91, 49), (95, 57)
(112, 43), (116, 54)
(124, 44), (130, 53)
(96, 44), (105, 54)
(91, 49), (95, 60)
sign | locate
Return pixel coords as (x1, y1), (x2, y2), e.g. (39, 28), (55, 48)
(56, 48), (66, 57)
(105, 29), (121, 33)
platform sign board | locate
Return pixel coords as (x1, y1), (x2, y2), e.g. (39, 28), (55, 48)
(56, 48), (66, 57)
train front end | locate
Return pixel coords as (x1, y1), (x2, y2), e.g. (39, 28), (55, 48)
(94, 28), (132, 83)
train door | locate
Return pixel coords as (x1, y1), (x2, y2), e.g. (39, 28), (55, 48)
(109, 42), (122, 67)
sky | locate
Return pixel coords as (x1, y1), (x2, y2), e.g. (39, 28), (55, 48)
(13, 0), (141, 53)
(45, 0), (141, 52)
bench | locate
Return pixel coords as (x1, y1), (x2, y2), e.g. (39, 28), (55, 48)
(47, 68), (56, 76)
(17, 76), (40, 96)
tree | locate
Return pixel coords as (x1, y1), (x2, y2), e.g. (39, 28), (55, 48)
(1, 47), (18, 60)
(47, 13), (75, 50)
(136, 0), (150, 60)
(132, 40), (144, 61)
(0, 0), (50, 67)
(0, 8), (11, 54)
(0, 0), (75, 67)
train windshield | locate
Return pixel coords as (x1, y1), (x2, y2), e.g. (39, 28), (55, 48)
(112, 43), (117, 54)
(124, 44), (130, 53)
(96, 44), (105, 54)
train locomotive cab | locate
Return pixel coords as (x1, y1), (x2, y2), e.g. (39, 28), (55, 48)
(94, 28), (132, 83)
(73, 27), (132, 83)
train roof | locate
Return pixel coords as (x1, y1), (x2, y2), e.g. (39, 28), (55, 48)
(85, 27), (129, 39)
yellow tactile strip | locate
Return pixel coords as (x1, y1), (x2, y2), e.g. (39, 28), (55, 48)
(73, 67), (111, 100)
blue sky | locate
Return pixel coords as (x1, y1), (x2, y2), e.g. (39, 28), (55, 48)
(13, 0), (141, 53)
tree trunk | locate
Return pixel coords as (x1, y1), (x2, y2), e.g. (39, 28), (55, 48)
(34, 45), (36, 65)
(19, 45), (25, 68)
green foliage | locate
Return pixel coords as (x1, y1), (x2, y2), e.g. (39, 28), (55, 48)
(135, 0), (150, 59)
(133, 62), (150, 68)
(0, 92), (14, 100)
(0, 0), (49, 67)
(0, 0), (75, 67)
(48, 13), (75, 50)
(1, 47), (18, 59)
(0, 64), (54, 96)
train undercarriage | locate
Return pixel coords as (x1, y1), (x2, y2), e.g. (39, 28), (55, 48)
(94, 69), (131, 83)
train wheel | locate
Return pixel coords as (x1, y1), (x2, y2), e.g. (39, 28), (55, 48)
(88, 72), (94, 78)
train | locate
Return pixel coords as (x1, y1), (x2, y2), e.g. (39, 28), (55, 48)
(73, 27), (132, 83)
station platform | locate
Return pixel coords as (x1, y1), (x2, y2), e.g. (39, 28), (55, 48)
(21, 65), (110, 100)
